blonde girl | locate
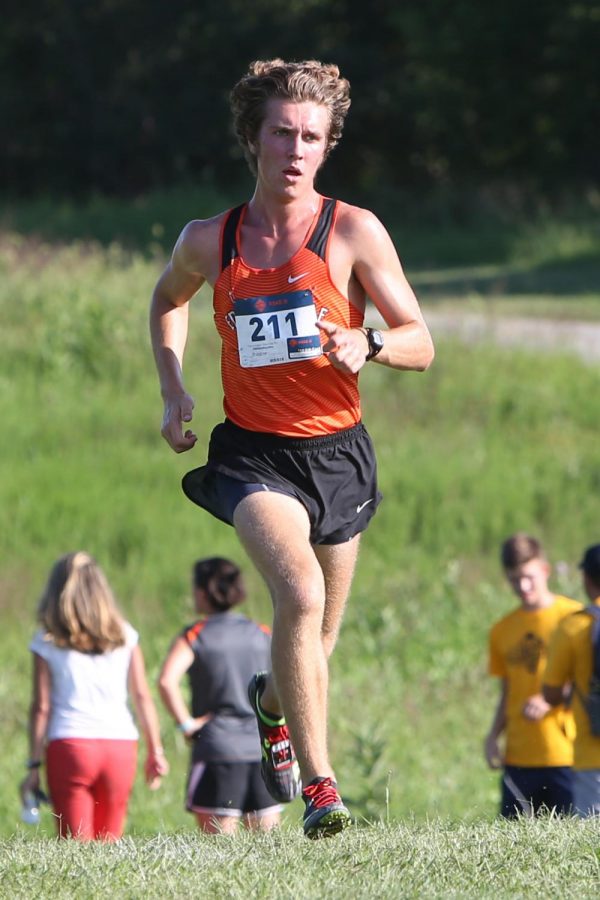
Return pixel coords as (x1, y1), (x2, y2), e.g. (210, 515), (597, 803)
(21, 552), (168, 840)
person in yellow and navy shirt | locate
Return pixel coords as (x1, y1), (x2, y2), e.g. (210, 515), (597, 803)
(544, 543), (600, 817)
(485, 533), (581, 817)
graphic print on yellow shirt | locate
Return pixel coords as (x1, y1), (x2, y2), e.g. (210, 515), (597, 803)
(544, 600), (600, 770)
(488, 595), (582, 766)
(213, 197), (364, 437)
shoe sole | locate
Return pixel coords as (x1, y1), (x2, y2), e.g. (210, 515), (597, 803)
(304, 809), (352, 839)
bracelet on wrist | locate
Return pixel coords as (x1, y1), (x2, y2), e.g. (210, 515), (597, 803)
(26, 759), (42, 770)
(152, 747), (165, 756)
(177, 717), (196, 734)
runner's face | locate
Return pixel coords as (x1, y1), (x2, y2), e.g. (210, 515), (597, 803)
(505, 558), (551, 609)
(252, 99), (329, 196)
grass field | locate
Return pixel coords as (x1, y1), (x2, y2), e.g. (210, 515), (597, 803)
(3, 817), (600, 899)
(1, 189), (599, 895)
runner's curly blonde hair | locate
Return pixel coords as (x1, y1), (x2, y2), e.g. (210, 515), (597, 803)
(230, 58), (351, 175)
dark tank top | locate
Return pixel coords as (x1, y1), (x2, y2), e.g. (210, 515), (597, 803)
(184, 611), (271, 762)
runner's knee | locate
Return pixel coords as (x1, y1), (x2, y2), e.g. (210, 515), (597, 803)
(272, 581), (325, 622)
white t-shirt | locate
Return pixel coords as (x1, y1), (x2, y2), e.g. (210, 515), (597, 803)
(30, 622), (139, 741)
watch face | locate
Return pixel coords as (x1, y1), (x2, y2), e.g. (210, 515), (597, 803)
(371, 330), (384, 351)
(367, 328), (384, 359)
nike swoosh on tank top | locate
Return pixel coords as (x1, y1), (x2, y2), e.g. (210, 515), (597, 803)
(213, 196), (364, 437)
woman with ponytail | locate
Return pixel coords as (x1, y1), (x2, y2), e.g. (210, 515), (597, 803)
(21, 552), (168, 840)
(158, 557), (280, 833)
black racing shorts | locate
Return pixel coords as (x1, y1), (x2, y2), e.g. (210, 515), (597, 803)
(182, 418), (382, 545)
(186, 761), (281, 817)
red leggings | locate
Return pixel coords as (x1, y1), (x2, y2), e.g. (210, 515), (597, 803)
(46, 738), (137, 841)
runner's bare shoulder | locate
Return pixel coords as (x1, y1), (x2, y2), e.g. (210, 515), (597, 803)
(173, 212), (228, 282)
(334, 201), (388, 246)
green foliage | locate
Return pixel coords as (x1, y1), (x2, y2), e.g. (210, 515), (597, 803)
(0, 186), (237, 255)
(2, 2), (599, 194)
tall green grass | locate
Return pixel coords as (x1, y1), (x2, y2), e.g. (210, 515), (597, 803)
(1, 212), (599, 841)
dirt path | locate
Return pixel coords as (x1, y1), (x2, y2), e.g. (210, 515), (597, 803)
(420, 310), (600, 363)
(369, 307), (600, 364)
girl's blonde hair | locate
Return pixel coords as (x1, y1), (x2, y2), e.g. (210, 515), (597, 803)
(37, 552), (126, 653)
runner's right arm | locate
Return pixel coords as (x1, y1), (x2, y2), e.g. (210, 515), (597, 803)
(149, 219), (215, 453)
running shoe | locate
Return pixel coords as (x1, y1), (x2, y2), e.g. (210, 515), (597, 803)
(247, 672), (301, 803)
(302, 776), (352, 839)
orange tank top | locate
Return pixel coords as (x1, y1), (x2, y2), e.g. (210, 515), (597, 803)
(213, 197), (364, 437)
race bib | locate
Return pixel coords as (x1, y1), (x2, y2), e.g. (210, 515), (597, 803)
(234, 290), (323, 368)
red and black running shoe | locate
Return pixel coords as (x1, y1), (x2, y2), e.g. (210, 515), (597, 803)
(248, 672), (301, 803)
(302, 776), (352, 839)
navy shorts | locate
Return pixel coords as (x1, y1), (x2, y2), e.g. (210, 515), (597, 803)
(182, 419), (382, 545)
(501, 765), (574, 818)
(186, 761), (281, 817)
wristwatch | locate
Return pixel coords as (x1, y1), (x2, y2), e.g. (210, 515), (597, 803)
(364, 327), (384, 361)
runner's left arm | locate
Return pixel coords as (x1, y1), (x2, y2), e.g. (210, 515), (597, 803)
(318, 206), (434, 373)
(351, 208), (434, 371)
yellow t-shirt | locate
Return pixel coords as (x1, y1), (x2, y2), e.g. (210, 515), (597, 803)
(488, 595), (582, 766)
(544, 598), (600, 770)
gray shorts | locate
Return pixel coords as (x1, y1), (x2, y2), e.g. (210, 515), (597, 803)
(182, 419), (382, 545)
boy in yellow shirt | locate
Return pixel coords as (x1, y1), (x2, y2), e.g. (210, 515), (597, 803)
(485, 533), (581, 817)
(544, 544), (600, 817)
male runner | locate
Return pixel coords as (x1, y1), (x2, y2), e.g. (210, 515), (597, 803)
(150, 58), (434, 837)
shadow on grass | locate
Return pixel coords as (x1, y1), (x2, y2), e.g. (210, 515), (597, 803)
(2, 186), (599, 302)
(413, 252), (600, 300)
(0, 184), (247, 256)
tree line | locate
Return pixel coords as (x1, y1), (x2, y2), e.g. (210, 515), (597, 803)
(3, 0), (598, 198)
